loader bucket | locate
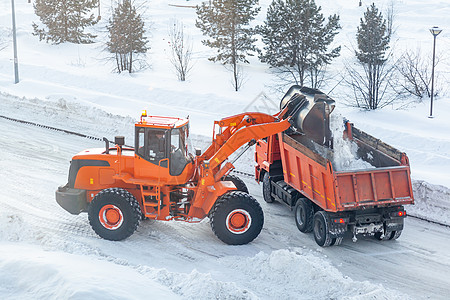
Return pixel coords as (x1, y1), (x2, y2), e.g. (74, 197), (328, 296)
(280, 86), (335, 147)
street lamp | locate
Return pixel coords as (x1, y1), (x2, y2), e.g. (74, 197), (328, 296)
(429, 26), (442, 118)
(11, 0), (19, 84)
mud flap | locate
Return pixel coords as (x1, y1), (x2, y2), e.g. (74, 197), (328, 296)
(328, 221), (348, 238)
(385, 218), (404, 232)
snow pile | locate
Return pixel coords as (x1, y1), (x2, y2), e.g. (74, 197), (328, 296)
(0, 243), (181, 300)
(0, 92), (136, 143)
(0, 214), (29, 243)
(0, 240), (409, 300)
(138, 267), (257, 300)
(410, 180), (450, 226)
(221, 248), (408, 299)
(330, 113), (374, 171)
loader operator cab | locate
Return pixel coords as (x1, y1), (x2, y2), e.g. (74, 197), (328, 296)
(135, 113), (192, 176)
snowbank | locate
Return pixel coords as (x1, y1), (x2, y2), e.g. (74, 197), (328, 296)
(410, 180), (450, 226)
(0, 243), (181, 300)
(220, 248), (409, 300)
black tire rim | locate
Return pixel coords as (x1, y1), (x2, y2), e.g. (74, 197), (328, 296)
(296, 205), (305, 227)
(315, 218), (325, 241)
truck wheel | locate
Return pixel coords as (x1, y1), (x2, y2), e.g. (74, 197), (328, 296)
(374, 231), (393, 241)
(330, 236), (343, 246)
(294, 198), (313, 233)
(390, 230), (402, 240)
(88, 188), (141, 241)
(210, 191), (264, 245)
(313, 211), (333, 247)
(262, 172), (275, 203)
(222, 174), (248, 193)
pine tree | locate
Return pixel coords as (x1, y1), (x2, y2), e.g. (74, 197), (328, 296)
(196, 0), (260, 91)
(355, 3), (391, 109)
(107, 0), (148, 73)
(32, 0), (98, 44)
(258, 0), (340, 88)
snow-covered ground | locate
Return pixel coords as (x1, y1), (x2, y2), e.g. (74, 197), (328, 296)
(1, 108), (450, 299)
(1, 0), (450, 299)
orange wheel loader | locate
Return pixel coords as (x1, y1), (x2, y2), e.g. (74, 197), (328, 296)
(56, 109), (291, 244)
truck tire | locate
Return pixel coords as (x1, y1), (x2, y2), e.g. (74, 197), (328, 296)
(313, 211), (333, 247)
(210, 191), (264, 245)
(330, 236), (343, 246)
(374, 231), (393, 241)
(262, 172), (275, 203)
(222, 174), (248, 193)
(88, 188), (141, 241)
(390, 230), (402, 240)
(294, 198), (314, 233)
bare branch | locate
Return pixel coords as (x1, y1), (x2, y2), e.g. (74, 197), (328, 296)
(394, 48), (442, 99)
(168, 19), (193, 81)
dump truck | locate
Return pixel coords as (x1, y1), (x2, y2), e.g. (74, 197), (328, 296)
(56, 109), (291, 245)
(255, 86), (414, 247)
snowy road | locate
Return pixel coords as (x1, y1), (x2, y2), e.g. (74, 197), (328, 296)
(1, 114), (449, 299)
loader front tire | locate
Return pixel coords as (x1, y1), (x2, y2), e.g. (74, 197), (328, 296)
(222, 174), (248, 193)
(88, 188), (141, 241)
(210, 191), (264, 245)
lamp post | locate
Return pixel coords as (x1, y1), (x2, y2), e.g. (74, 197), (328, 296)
(11, 0), (19, 84)
(429, 26), (442, 118)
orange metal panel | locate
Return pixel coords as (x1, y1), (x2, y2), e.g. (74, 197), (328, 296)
(269, 135), (281, 163)
(373, 172), (393, 200)
(279, 137), (338, 212)
(392, 170), (411, 198)
(336, 175), (356, 206)
(355, 173), (375, 202)
(335, 167), (414, 209)
(99, 168), (116, 185)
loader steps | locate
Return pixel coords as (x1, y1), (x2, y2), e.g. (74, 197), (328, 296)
(140, 185), (163, 217)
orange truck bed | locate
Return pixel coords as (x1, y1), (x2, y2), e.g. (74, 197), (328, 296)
(277, 130), (414, 213)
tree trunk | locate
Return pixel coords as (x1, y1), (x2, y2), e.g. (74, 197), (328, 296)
(231, 15), (238, 91)
(129, 51), (133, 73)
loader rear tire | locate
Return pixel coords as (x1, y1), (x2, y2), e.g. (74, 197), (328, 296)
(262, 172), (275, 203)
(210, 191), (263, 245)
(313, 211), (333, 247)
(88, 188), (141, 241)
(294, 198), (314, 233)
(222, 174), (248, 193)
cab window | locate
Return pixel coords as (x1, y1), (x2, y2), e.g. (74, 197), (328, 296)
(135, 127), (168, 167)
(170, 126), (190, 175)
